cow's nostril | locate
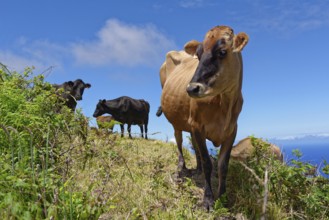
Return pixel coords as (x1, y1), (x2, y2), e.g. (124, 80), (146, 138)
(187, 83), (205, 97)
(191, 85), (200, 93)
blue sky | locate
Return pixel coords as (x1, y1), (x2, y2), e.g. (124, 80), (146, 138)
(1, 0), (329, 142)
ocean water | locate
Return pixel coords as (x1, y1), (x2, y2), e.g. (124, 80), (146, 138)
(203, 141), (329, 178)
(281, 143), (329, 178)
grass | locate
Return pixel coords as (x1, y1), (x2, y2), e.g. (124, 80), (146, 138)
(67, 132), (221, 219)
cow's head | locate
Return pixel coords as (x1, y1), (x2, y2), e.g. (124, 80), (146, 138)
(93, 99), (107, 118)
(61, 81), (75, 94)
(185, 26), (248, 98)
(72, 79), (91, 101)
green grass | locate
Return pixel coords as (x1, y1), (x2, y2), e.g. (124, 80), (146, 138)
(70, 133), (218, 219)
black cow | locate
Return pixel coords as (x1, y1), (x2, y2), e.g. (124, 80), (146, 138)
(93, 96), (150, 139)
(53, 79), (91, 111)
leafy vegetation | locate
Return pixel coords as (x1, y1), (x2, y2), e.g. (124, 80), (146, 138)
(0, 65), (328, 219)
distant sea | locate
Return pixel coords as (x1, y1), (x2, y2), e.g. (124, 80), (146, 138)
(279, 142), (329, 178)
(203, 140), (329, 178)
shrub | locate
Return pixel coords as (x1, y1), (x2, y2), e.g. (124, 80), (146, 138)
(226, 136), (329, 219)
(0, 66), (100, 219)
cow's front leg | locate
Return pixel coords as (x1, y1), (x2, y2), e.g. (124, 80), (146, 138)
(217, 126), (236, 198)
(192, 129), (214, 211)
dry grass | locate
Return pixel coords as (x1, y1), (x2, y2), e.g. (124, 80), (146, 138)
(64, 133), (228, 219)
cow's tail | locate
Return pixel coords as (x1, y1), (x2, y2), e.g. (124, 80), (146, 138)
(156, 106), (162, 117)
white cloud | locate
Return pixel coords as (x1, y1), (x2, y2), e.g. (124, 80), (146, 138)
(71, 19), (176, 66)
(0, 39), (65, 72)
(235, 0), (329, 34)
(1, 19), (176, 72)
(272, 132), (329, 141)
(179, 0), (205, 8)
(0, 50), (44, 72)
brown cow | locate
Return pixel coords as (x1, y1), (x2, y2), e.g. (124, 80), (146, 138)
(96, 115), (115, 133)
(159, 25), (248, 209)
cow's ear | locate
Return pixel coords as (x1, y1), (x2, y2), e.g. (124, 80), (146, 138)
(101, 99), (106, 104)
(233, 32), (249, 52)
(184, 40), (201, 56)
(67, 81), (74, 87)
(85, 83), (91, 88)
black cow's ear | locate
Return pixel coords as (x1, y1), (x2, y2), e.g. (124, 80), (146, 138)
(85, 83), (91, 88)
(101, 99), (106, 104)
(67, 81), (74, 87)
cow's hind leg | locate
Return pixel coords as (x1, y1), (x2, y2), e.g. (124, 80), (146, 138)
(139, 125), (144, 138)
(174, 129), (187, 174)
(120, 124), (124, 138)
(128, 124), (132, 138)
(144, 120), (148, 139)
(192, 130), (214, 211)
(217, 126), (237, 200)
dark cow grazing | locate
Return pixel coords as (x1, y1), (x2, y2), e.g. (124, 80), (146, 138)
(93, 96), (150, 139)
(53, 79), (91, 111)
(96, 115), (115, 133)
(158, 25), (248, 209)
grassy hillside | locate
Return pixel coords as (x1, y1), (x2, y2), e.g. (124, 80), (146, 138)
(1, 67), (329, 219)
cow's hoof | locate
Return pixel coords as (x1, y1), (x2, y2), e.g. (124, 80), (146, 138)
(203, 197), (214, 212)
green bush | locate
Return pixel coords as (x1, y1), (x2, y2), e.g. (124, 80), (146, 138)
(226, 136), (329, 219)
(0, 66), (100, 219)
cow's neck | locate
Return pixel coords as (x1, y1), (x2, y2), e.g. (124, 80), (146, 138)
(104, 102), (121, 118)
(220, 82), (242, 132)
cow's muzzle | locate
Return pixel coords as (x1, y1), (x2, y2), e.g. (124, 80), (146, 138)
(186, 83), (206, 98)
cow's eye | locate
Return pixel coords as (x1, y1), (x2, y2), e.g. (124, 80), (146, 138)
(216, 50), (227, 58)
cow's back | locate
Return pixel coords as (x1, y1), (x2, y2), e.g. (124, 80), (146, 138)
(160, 50), (192, 88)
(113, 96), (149, 125)
(161, 52), (198, 131)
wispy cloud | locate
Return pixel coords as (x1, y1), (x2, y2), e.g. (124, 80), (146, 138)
(0, 19), (176, 71)
(179, 0), (205, 8)
(0, 39), (66, 72)
(272, 132), (329, 141)
(71, 19), (176, 67)
(239, 0), (329, 34)
(0, 50), (44, 72)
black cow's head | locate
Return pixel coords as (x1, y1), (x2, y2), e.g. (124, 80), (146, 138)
(60, 81), (74, 94)
(185, 26), (248, 98)
(93, 99), (107, 118)
(71, 79), (91, 101)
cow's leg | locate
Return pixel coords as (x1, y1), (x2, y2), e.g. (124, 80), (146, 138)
(128, 124), (132, 138)
(120, 124), (124, 137)
(217, 126), (237, 199)
(190, 133), (202, 173)
(174, 129), (186, 173)
(192, 129), (213, 210)
(144, 120), (148, 139)
(139, 125), (144, 138)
